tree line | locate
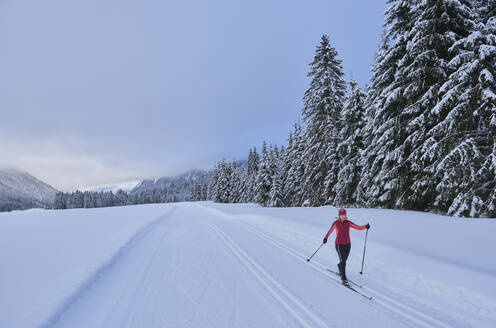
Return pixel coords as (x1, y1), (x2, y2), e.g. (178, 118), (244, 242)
(53, 180), (210, 209)
(208, 0), (496, 218)
(53, 189), (164, 209)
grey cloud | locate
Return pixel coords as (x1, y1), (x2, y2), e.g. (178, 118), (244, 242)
(1, 0), (386, 190)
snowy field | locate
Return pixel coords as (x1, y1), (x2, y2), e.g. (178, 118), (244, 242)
(1, 202), (495, 328)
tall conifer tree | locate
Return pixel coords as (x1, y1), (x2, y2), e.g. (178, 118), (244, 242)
(427, 0), (496, 216)
(334, 80), (366, 206)
(255, 142), (272, 206)
(285, 123), (306, 206)
(301, 35), (346, 206)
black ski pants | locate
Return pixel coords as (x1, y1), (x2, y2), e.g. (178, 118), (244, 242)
(335, 243), (351, 280)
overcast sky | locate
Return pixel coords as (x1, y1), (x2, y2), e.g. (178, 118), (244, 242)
(0, 0), (386, 191)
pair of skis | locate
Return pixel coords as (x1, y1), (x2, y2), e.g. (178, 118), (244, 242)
(326, 269), (372, 300)
(306, 242), (372, 300)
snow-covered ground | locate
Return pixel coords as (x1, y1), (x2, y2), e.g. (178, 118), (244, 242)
(1, 202), (494, 328)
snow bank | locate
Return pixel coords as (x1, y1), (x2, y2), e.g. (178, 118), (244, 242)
(0, 204), (173, 328)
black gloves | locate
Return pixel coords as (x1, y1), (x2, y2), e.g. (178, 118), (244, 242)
(323, 237), (328, 244)
(366, 223), (370, 230)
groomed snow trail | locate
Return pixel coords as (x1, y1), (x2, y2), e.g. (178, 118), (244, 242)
(32, 202), (494, 328)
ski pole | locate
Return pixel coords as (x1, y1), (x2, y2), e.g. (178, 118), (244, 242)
(359, 228), (369, 274)
(306, 243), (324, 262)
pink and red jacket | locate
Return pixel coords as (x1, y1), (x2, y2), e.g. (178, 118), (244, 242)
(325, 219), (366, 245)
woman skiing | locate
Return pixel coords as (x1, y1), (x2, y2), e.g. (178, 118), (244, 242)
(323, 208), (370, 285)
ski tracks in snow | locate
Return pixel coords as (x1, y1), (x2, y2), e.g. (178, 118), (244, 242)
(197, 203), (456, 328)
(208, 223), (333, 328)
(39, 207), (177, 328)
(236, 221), (456, 328)
(37, 203), (476, 328)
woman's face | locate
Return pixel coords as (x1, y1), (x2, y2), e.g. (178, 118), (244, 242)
(339, 214), (346, 220)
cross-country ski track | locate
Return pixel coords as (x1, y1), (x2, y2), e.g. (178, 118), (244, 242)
(1, 202), (495, 328)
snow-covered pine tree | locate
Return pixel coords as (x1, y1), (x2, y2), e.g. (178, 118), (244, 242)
(235, 167), (249, 203)
(269, 144), (279, 181)
(481, 141), (496, 216)
(208, 161), (221, 201)
(269, 145), (285, 207)
(104, 191), (115, 207)
(280, 130), (294, 203)
(201, 181), (208, 201)
(278, 145), (287, 204)
(360, 0), (476, 212)
(216, 159), (231, 203)
(196, 181), (203, 200)
(114, 189), (129, 206)
(247, 148), (259, 176)
(426, 0), (496, 216)
(470, 0), (496, 217)
(358, 0), (415, 208)
(239, 168), (250, 203)
(323, 93), (344, 205)
(269, 169), (285, 207)
(229, 160), (241, 203)
(301, 35), (346, 206)
(255, 142), (272, 206)
(279, 135), (293, 205)
(245, 147), (259, 203)
(397, 0), (477, 212)
(334, 80), (366, 206)
(54, 192), (67, 209)
(285, 122), (306, 206)
(190, 182), (196, 201)
(196, 182), (202, 201)
(190, 181), (200, 201)
(84, 191), (96, 208)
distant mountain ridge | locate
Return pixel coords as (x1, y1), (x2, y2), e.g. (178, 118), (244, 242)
(85, 180), (141, 193)
(0, 168), (59, 212)
(130, 169), (213, 202)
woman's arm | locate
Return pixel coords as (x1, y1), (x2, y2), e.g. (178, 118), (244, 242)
(349, 220), (367, 230)
(324, 221), (337, 238)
